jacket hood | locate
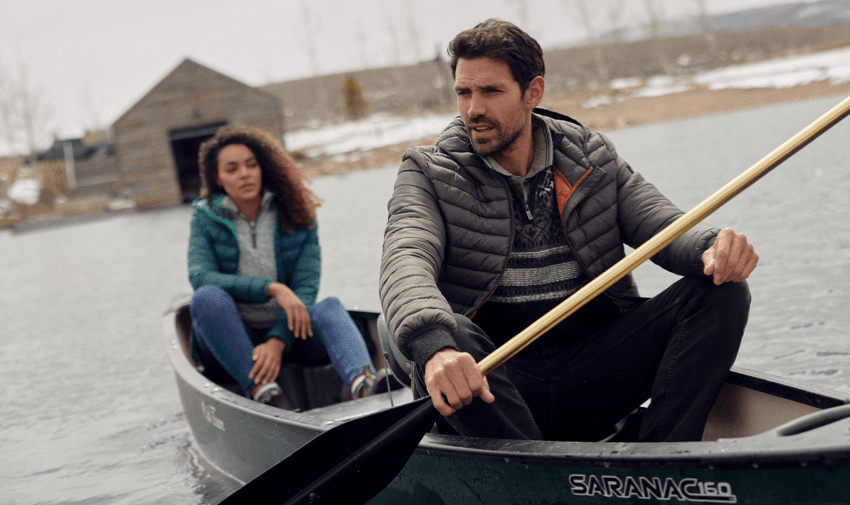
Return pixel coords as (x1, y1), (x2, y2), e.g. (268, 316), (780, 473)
(193, 194), (230, 218)
(427, 108), (596, 188)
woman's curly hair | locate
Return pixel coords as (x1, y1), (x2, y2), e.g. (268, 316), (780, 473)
(197, 125), (320, 232)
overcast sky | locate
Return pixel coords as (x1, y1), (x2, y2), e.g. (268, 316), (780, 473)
(0, 0), (828, 152)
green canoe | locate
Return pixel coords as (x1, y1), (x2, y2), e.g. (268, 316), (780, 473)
(165, 299), (850, 504)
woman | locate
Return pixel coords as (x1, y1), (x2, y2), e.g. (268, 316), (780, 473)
(187, 124), (382, 409)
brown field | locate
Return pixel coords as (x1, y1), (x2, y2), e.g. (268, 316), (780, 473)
(270, 24), (850, 133)
(299, 79), (850, 178)
(292, 24), (850, 177)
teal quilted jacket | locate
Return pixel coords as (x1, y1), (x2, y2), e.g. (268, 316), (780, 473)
(187, 195), (321, 336)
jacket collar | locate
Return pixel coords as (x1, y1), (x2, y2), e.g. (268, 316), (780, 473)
(220, 190), (275, 219)
(435, 109), (595, 185)
(193, 191), (275, 224)
(481, 115), (553, 180)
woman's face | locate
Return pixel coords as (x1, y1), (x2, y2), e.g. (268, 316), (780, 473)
(215, 144), (263, 207)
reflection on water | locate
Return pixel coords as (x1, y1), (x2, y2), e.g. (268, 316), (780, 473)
(1, 94), (848, 503)
(605, 95), (850, 390)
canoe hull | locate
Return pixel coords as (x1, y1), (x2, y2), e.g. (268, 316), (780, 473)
(378, 455), (850, 504)
(165, 302), (850, 504)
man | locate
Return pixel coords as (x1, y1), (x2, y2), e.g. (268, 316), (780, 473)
(380, 19), (758, 442)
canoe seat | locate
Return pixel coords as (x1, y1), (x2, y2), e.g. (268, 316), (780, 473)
(377, 313), (413, 388)
(277, 361), (346, 411)
(200, 360), (345, 412)
(175, 303), (346, 411)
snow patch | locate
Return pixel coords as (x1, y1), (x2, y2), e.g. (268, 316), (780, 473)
(284, 112), (457, 157)
(8, 178), (41, 205)
(282, 47), (850, 159)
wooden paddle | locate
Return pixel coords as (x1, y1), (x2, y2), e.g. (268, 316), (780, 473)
(218, 95), (850, 505)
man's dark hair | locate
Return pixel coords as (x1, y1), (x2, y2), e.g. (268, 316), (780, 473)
(448, 19), (545, 94)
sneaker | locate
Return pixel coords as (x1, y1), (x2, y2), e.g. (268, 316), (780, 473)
(355, 367), (395, 398)
(252, 382), (295, 410)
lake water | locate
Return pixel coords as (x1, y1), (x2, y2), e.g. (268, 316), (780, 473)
(2, 94), (849, 504)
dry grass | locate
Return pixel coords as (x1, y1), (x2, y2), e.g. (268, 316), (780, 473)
(0, 158), (75, 228)
(297, 78), (850, 178)
(291, 24), (850, 177)
(269, 25), (850, 134)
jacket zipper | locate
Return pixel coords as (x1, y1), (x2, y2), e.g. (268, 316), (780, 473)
(472, 178), (516, 317)
(516, 176), (535, 221)
(248, 220), (258, 249)
(246, 203), (264, 249)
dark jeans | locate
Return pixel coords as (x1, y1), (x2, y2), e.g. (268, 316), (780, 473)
(412, 277), (750, 442)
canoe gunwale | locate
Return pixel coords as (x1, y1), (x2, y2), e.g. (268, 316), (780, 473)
(409, 372), (850, 470)
(724, 367), (847, 410)
(413, 415), (850, 471)
(165, 300), (415, 432)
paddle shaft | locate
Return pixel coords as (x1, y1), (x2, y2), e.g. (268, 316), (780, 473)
(218, 95), (850, 505)
(478, 94), (850, 377)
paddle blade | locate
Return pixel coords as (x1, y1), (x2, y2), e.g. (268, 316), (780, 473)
(219, 396), (437, 505)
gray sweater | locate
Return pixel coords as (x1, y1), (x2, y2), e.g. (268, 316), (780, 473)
(222, 191), (281, 329)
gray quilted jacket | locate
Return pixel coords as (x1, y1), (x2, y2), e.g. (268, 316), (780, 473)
(380, 108), (718, 363)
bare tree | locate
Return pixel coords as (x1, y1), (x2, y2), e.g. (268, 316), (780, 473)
(403, 1), (424, 63)
(605, 0), (626, 43)
(340, 74), (369, 120)
(642, 0), (665, 39)
(14, 58), (48, 157)
(0, 54), (50, 157)
(0, 58), (18, 153)
(356, 22), (370, 70)
(641, 0), (670, 74)
(574, 0), (609, 84)
(383, 3), (402, 66)
(692, 0), (717, 57)
(511, 0), (530, 30)
(298, 0), (321, 76)
(693, 0), (708, 32)
(80, 82), (102, 132)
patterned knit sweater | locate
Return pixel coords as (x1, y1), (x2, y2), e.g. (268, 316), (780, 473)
(475, 125), (586, 343)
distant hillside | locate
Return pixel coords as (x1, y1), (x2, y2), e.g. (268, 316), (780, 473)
(708, 0), (850, 31)
(542, 24), (850, 92)
(261, 0), (850, 134)
(261, 60), (455, 133)
(611, 0), (850, 40)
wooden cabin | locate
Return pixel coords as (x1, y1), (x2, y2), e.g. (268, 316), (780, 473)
(112, 58), (284, 207)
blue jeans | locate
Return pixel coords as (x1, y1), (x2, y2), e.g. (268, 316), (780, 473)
(413, 277), (750, 442)
(190, 285), (375, 394)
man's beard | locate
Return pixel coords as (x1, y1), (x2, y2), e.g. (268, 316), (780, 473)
(467, 111), (525, 158)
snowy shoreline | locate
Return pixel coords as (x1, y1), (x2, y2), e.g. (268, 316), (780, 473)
(5, 46), (850, 226)
(285, 46), (850, 161)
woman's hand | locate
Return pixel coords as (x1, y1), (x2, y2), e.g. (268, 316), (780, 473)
(249, 338), (285, 386)
(268, 282), (313, 339)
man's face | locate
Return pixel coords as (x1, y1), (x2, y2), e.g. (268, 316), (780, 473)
(454, 57), (528, 159)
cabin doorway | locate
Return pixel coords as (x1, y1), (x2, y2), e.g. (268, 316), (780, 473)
(169, 121), (227, 203)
